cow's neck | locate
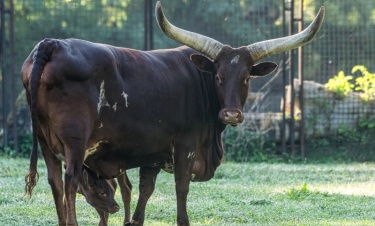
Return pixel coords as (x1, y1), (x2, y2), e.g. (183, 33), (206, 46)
(191, 68), (225, 180)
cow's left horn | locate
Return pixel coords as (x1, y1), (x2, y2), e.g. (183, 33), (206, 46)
(248, 6), (325, 62)
(155, 1), (224, 60)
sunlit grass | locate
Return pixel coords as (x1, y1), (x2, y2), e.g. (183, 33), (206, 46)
(1, 157), (375, 225)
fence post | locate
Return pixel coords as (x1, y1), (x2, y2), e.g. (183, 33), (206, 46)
(282, 0), (297, 156)
(0, 0), (17, 152)
(289, 0), (296, 157)
(297, 0), (305, 158)
(282, 0), (305, 158)
(144, 0), (153, 50)
(0, 0), (7, 148)
(9, 0), (17, 153)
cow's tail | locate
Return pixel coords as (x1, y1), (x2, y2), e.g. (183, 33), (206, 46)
(25, 39), (54, 198)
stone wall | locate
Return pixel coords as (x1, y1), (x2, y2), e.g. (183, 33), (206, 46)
(284, 79), (375, 137)
(241, 79), (375, 143)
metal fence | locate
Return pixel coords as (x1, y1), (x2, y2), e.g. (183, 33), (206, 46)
(1, 0), (375, 158)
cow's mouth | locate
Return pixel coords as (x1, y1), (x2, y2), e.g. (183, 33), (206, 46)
(95, 204), (120, 214)
(108, 205), (120, 214)
(223, 120), (239, 127)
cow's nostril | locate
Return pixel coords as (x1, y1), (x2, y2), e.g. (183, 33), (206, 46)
(226, 111), (239, 119)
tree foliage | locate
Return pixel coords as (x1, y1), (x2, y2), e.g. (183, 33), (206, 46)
(303, 0), (375, 81)
(8, 0), (375, 86)
(9, 0), (286, 91)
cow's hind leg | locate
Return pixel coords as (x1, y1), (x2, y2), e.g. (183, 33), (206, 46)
(63, 139), (86, 226)
(130, 167), (160, 226)
(39, 138), (66, 226)
(117, 172), (133, 225)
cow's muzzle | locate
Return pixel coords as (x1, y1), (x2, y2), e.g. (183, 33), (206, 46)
(219, 108), (244, 126)
(109, 204), (120, 214)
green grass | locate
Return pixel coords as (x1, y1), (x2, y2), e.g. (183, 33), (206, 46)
(1, 157), (375, 225)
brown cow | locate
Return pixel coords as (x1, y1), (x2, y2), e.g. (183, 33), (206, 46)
(22, 1), (324, 225)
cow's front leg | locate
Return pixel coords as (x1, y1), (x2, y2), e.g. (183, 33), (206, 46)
(174, 147), (196, 226)
(97, 210), (109, 226)
(130, 166), (161, 226)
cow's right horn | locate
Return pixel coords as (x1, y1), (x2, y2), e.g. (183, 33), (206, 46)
(247, 6), (325, 62)
(155, 1), (224, 61)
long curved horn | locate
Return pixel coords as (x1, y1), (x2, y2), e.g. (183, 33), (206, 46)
(248, 6), (325, 62)
(155, 1), (224, 60)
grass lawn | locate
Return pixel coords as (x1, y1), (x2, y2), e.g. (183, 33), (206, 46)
(1, 157), (375, 225)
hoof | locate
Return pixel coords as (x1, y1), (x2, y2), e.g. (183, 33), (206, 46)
(124, 222), (132, 226)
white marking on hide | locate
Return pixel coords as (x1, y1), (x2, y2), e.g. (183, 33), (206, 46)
(112, 102), (117, 111)
(97, 81), (110, 113)
(55, 153), (66, 161)
(231, 55), (240, 64)
(98, 123), (103, 128)
(121, 91), (129, 108)
(84, 140), (108, 160)
(187, 152), (195, 159)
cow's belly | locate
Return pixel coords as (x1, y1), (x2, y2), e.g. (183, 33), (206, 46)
(83, 140), (173, 179)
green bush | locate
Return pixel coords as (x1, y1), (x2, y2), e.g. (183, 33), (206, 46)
(223, 126), (281, 162)
(305, 117), (375, 162)
(325, 71), (353, 99)
(352, 65), (375, 101)
(1, 133), (33, 158)
(325, 65), (375, 101)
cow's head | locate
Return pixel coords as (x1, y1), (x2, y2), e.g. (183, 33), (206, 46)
(156, 1), (325, 126)
(77, 168), (120, 214)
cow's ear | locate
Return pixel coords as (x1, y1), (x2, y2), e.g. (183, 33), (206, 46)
(250, 62), (278, 77)
(190, 54), (214, 73)
(82, 169), (94, 188)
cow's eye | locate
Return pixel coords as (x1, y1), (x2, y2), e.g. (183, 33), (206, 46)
(244, 77), (250, 85)
(100, 192), (107, 196)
